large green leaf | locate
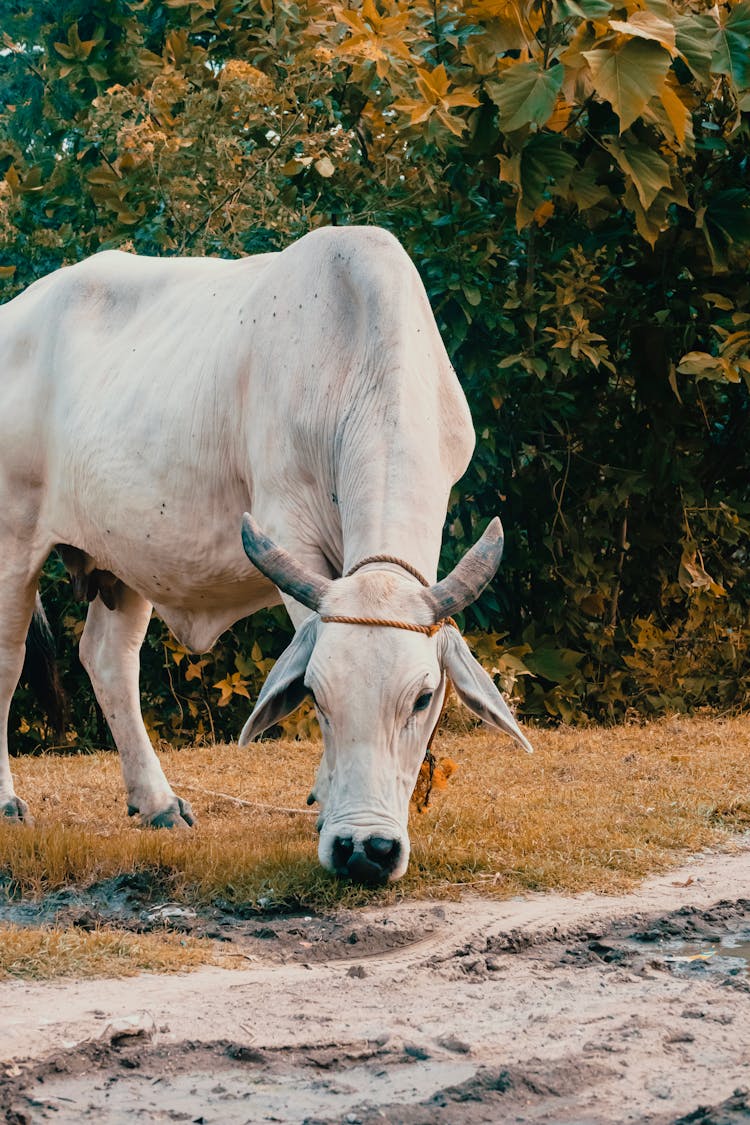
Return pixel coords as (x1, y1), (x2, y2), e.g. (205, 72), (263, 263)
(710, 0), (750, 90)
(623, 182), (671, 247)
(500, 134), (577, 226)
(603, 138), (672, 209)
(487, 61), (565, 133)
(704, 189), (750, 244)
(524, 646), (584, 684)
(554, 0), (612, 18)
(674, 13), (716, 83)
(568, 163), (609, 210)
(698, 187), (750, 268)
(583, 38), (671, 131)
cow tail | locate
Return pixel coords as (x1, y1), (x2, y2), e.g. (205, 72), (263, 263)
(22, 592), (67, 739)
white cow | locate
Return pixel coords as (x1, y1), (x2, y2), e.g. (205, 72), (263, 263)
(0, 225), (531, 883)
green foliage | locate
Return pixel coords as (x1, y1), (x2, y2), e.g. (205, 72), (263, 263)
(1, 0), (748, 746)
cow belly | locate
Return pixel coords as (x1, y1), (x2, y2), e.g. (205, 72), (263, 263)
(154, 574), (281, 652)
(56, 510), (281, 650)
(48, 484), (282, 651)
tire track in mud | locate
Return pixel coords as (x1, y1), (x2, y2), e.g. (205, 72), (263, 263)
(3, 1019), (749, 1125)
(1, 1037), (621, 1125)
(2, 846), (750, 1124)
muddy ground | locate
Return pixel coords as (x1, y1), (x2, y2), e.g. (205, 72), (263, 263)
(2, 846), (750, 1124)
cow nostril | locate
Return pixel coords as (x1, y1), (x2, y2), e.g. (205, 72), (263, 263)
(364, 836), (400, 870)
(331, 836), (401, 883)
(332, 836), (354, 870)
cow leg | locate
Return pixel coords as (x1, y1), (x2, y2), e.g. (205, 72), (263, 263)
(79, 585), (194, 828)
(0, 565), (40, 824)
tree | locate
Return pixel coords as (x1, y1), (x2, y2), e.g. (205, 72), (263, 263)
(1, 0), (749, 745)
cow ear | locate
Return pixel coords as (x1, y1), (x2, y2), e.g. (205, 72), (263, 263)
(238, 615), (318, 745)
(439, 627), (533, 753)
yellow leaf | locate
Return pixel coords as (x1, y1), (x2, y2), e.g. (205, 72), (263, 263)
(605, 138), (672, 210)
(464, 39), (499, 76)
(703, 293), (734, 310)
(165, 29), (189, 64)
(416, 63), (451, 100)
(314, 156), (335, 178)
(0, 265), (16, 278)
(86, 166), (120, 185)
(281, 158), (311, 176)
(584, 39), (671, 132)
(608, 12), (677, 56)
(436, 108), (469, 136)
(465, 0), (542, 49)
(678, 549), (725, 596)
(185, 659), (208, 682)
(533, 200), (555, 226)
(76, 38), (98, 60)
(396, 68), (478, 136)
(668, 362), (683, 403)
(443, 89), (481, 110)
(659, 79), (690, 149)
(580, 591), (606, 616)
(213, 672), (250, 706)
(677, 351), (730, 379)
(546, 93), (572, 133)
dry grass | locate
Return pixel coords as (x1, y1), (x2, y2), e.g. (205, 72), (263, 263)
(1, 714), (749, 977)
(0, 926), (222, 980)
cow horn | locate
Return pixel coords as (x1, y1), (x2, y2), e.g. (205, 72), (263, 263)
(425, 517), (505, 621)
(241, 513), (331, 612)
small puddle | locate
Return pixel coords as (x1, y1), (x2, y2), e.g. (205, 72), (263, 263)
(640, 930), (750, 979)
(21, 1058), (476, 1124)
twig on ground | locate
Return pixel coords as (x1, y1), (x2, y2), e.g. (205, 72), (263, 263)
(178, 783), (316, 816)
(429, 874), (506, 889)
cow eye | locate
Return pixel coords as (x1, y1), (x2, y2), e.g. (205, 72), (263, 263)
(413, 692), (433, 713)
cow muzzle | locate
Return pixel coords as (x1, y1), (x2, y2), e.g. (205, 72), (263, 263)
(330, 834), (402, 885)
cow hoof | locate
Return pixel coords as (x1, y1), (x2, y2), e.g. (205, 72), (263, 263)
(141, 796), (195, 830)
(1, 796), (34, 826)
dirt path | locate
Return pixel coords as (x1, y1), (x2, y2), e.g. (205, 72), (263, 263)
(3, 844), (750, 1124)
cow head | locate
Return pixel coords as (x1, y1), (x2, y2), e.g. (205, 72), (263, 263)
(239, 514), (532, 884)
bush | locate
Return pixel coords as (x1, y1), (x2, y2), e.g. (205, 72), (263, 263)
(1, 0), (748, 746)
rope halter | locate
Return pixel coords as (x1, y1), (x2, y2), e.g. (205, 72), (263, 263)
(318, 554), (458, 636)
(316, 553), (457, 806)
